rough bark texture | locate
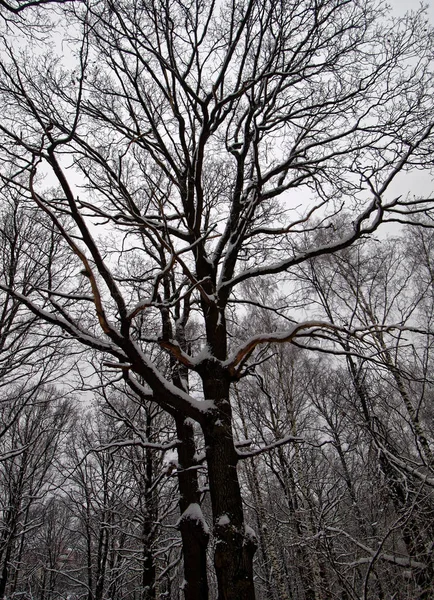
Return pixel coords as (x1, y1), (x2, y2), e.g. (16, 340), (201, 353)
(176, 416), (209, 600)
(201, 362), (257, 599)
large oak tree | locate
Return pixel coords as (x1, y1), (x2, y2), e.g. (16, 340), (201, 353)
(0, 0), (433, 597)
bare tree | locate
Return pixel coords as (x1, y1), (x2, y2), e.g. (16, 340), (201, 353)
(0, 389), (74, 600)
(0, 194), (75, 458)
(293, 237), (434, 598)
(0, 0), (71, 12)
(0, 0), (433, 597)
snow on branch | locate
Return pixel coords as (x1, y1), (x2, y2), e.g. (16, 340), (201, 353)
(236, 435), (304, 459)
(377, 445), (434, 487)
(326, 527), (427, 570)
(94, 438), (179, 453)
(0, 284), (127, 357)
(158, 339), (195, 368)
(225, 320), (434, 377)
(124, 362), (216, 421)
(0, 444), (30, 461)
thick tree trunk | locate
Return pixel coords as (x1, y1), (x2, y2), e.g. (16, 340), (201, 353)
(141, 521), (156, 600)
(201, 364), (257, 600)
(203, 420), (257, 600)
(158, 296), (210, 598)
(175, 416), (209, 600)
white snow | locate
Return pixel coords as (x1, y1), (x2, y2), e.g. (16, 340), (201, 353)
(130, 341), (216, 414)
(244, 524), (258, 544)
(126, 297), (153, 320)
(236, 434), (304, 458)
(223, 320), (339, 369)
(216, 514), (230, 526)
(178, 503), (210, 534)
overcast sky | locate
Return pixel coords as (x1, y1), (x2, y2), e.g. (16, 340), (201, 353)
(391, 0), (434, 21)
(383, 1), (434, 202)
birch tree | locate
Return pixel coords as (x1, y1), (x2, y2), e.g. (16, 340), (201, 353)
(295, 238), (434, 598)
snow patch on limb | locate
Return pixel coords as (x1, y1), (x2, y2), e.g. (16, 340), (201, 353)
(218, 183), (411, 292)
(2, 290), (216, 420)
(129, 342), (217, 417)
(237, 434), (304, 458)
(348, 556), (427, 570)
(216, 514), (230, 526)
(189, 343), (213, 366)
(126, 297), (153, 320)
(178, 503), (210, 535)
(159, 338), (195, 367)
(244, 524), (258, 545)
(0, 445), (30, 461)
(235, 438), (252, 448)
(192, 449), (207, 464)
(0, 284), (128, 356)
(103, 361), (132, 370)
(377, 445), (434, 487)
(326, 527), (427, 570)
(95, 438), (179, 453)
(224, 320), (417, 376)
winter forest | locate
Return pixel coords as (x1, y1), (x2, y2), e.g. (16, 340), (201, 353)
(1, 0), (434, 599)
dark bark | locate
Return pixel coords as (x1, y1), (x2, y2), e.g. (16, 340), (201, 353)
(175, 416), (209, 600)
(0, 503), (20, 600)
(201, 362), (257, 600)
(141, 415), (157, 600)
(141, 523), (156, 600)
(155, 295), (210, 598)
(0, 542), (12, 600)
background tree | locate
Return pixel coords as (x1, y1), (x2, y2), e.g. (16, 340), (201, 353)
(289, 235), (434, 598)
(0, 390), (74, 600)
(0, 193), (75, 456)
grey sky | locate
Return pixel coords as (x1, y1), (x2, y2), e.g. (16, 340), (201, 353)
(391, 0), (433, 19)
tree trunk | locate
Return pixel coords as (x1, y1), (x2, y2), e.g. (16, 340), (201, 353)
(347, 354), (434, 596)
(141, 514), (156, 600)
(158, 291), (210, 598)
(141, 416), (157, 600)
(201, 364), (257, 600)
(0, 538), (13, 600)
(175, 416), (209, 600)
